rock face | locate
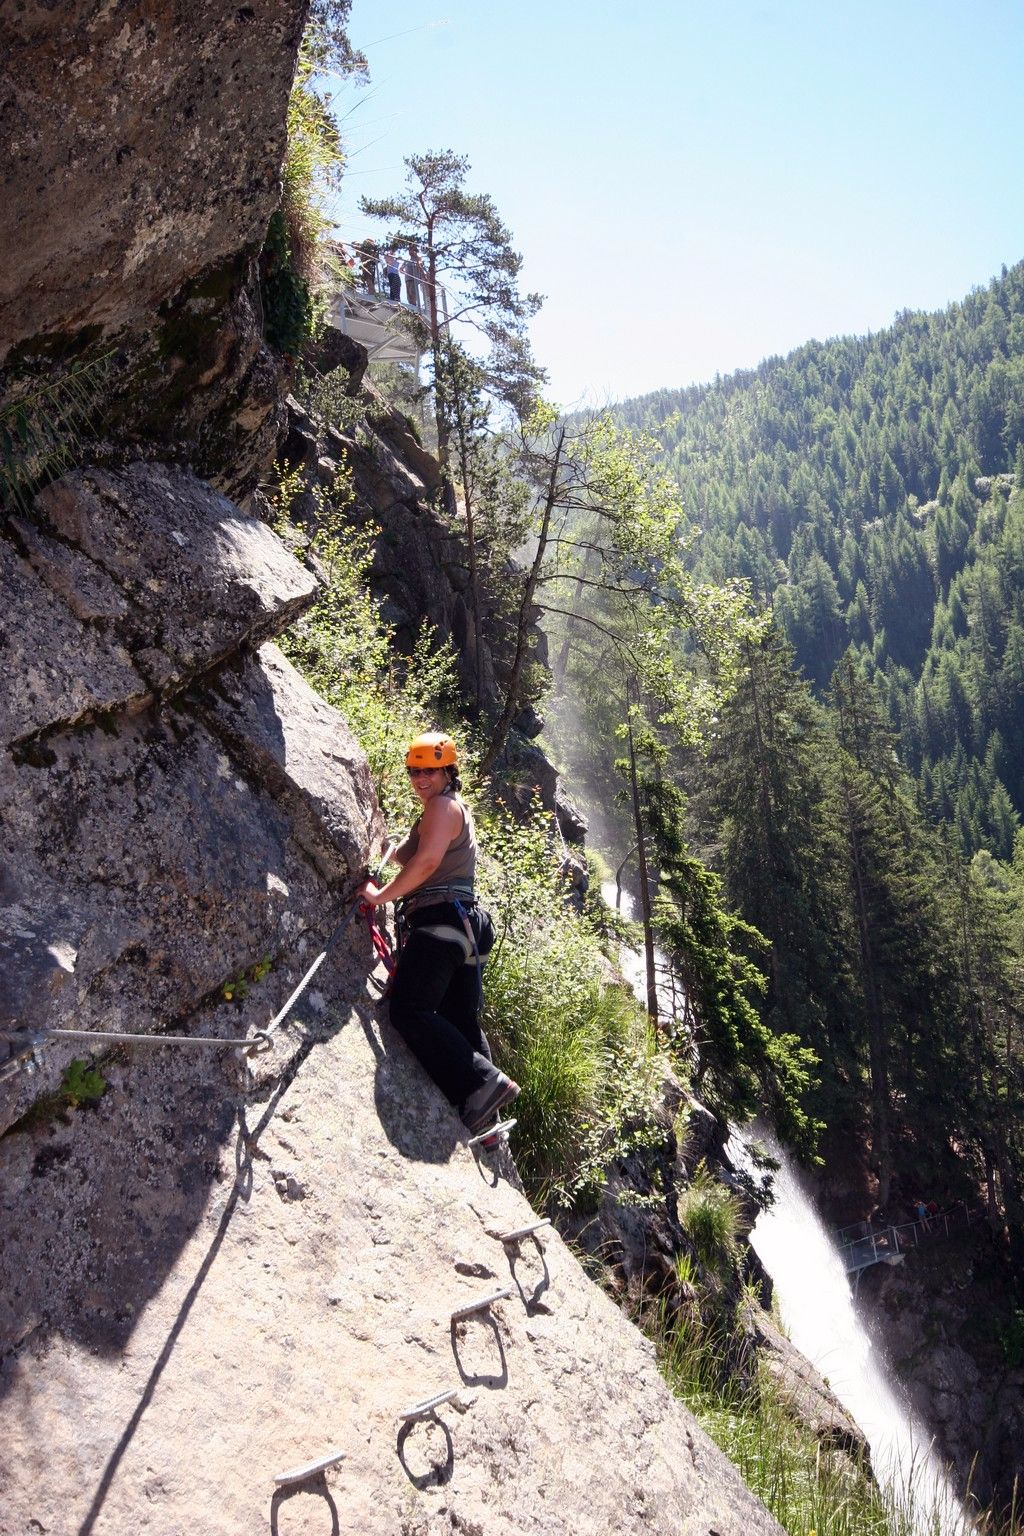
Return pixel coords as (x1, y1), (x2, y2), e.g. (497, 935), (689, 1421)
(0, 461), (383, 1137)
(0, 0), (306, 364)
(860, 1234), (1024, 1510)
(752, 1308), (869, 1461)
(0, 972), (785, 1536)
(0, 9), (793, 1532)
(0, 456), (784, 1532)
(0, 2), (306, 498)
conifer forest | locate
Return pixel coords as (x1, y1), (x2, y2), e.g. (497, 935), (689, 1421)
(596, 262), (1024, 1238)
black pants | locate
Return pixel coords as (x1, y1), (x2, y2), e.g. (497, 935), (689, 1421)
(387, 925), (493, 1111)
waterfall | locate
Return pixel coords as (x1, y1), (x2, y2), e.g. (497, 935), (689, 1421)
(733, 1129), (973, 1536)
(600, 879), (677, 1016)
(599, 859), (975, 1533)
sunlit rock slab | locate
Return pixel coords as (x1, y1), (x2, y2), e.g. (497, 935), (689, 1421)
(0, 1008), (785, 1536)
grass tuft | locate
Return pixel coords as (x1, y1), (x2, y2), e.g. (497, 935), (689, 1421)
(678, 1162), (743, 1268)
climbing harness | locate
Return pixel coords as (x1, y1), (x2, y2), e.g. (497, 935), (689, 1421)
(394, 881), (486, 1005)
(453, 896), (484, 1007)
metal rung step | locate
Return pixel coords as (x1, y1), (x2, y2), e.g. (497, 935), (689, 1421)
(467, 1117), (517, 1148)
(491, 1218), (551, 1244)
(398, 1387), (460, 1421)
(274, 1448), (346, 1486)
(450, 1286), (514, 1322)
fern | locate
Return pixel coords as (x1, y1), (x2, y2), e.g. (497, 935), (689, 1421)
(0, 352), (113, 514)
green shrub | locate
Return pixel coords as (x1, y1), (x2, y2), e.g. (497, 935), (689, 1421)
(260, 26), (347, 358)
(678, 1162), (742, 1269)
(672, 1250), (697, 1288)
(60, 1058), (106, 1107)
(274, 464), (459, 828)
(261, 210), (314, 357)
(0, 353), (113, 513)
(276, 466), (663, 1215)
(476, 798), (664, 1207)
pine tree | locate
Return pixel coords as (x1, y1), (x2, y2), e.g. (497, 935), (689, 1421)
(706, 627), (860, 1130)
(360, 151), (542, 476)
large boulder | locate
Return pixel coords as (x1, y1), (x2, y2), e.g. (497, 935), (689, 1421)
(752, 1307), (870, 1461)
(0, 462), (383, 1135)
(0, 2), (307, 495)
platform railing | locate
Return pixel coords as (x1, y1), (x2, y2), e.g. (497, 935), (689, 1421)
(835, 1206), (976, 1274)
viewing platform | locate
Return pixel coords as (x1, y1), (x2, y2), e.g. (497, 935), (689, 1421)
(328, 288), (423, 364)
(323, 241), (448, 367)
(833, 1207), (976, 1277)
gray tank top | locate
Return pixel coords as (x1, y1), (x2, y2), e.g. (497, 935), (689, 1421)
(406, 791), (476, 890)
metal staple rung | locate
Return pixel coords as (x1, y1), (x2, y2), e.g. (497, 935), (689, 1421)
(398, 1387), (460, 1422)
(450, 1286), (514, 1322)
(273, 1448), (346, 1486)
(493, 1218), (551, 1244)
(467, 1117), (517, 1148)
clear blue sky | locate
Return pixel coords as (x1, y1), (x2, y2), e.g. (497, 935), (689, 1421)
(332, 0), (1024, 409)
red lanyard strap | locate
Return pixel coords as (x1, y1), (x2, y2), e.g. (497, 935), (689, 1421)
(359, 902), (396, 975)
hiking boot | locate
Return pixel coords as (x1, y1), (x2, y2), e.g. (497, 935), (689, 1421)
(461, 1072), (520, 1134)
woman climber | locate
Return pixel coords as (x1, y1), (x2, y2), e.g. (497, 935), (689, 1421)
(356, 732), (520, 1135)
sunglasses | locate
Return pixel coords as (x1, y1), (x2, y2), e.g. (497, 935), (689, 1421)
(407, 766), (442, 778)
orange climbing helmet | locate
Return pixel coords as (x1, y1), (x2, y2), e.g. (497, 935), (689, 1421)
(405, 731), (459, 770)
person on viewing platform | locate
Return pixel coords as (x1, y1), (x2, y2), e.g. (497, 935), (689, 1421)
(404, 243), (421, 309)
(356, 238), (378, 294)
(384, 251), (402, 302)
(339, 244), (358, 280)
(356, 733), (520, 1134)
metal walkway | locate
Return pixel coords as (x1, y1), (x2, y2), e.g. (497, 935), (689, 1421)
(327, 289), (424, 365)
(834, 1207), (976, 1275)
(322, 243), (451, 368)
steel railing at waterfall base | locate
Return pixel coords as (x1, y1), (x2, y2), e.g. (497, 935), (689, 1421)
(835, 1206), (977, 1273)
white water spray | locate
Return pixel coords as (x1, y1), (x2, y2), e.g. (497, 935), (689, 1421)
(601, 866), (973, 1532)
(600, 879), (677, 1016)
(733, 1130), (972, 1536)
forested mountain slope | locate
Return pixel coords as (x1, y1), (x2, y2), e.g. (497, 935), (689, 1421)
(617, 263), (1024, 856)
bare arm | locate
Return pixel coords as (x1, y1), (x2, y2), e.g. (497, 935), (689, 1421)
(359, 797), (461, 906)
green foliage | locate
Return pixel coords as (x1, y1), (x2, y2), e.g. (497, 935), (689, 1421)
(614, 261), (1024, 861)
(273, 463), (459, 828)
(262, 17), (353, 356)
(261, 210), (315, 357)
(222, 955), (273, 1003)
(677, 1163), (743, 1269)
(60, 1058), (106, 1107)
(0, 353), (113, 512)
(360, 150), (542, 352)
(650, 1298), (1015, 1536)
(476, 798), (665, 1208)
(277, 482), (667, 1210)
(642, 759), (821, 1153)
(998, 1308), (1024, 1368)
(304, 0), (367, 80)
(281, 46), (345, 277)
(671, 1250), (697, 1288)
